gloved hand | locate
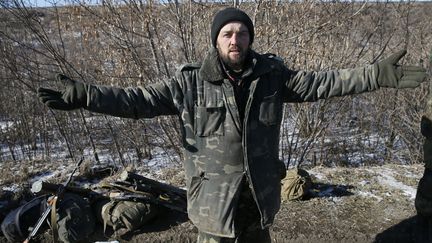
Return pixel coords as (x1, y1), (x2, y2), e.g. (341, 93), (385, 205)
(37, 74), (88, 110)
(416, 168), (432, 218)
(375, 49), (427, 88)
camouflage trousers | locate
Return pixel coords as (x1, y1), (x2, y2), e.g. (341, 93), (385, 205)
(196, 180), (271, 243)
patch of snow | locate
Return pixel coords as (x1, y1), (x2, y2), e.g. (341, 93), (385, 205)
(330, 197), (343, 203)
(395, 166), (422, 178)
(310, 171), (326, 180)
(0, 121), (14, 130)
(29, 171), (55, 185)
(358, 180), (370, 187)
(2, 184), (19, 192)
(357, 191), (383, 202)
(378, 169), (417, 200)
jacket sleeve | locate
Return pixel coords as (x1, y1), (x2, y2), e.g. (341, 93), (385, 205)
(283, 64), (380, 102)
(85, 78), (182, 119)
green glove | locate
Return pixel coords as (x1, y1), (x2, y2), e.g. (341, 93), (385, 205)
(37, 74), (88, 110)
(375, 49), (427, 88)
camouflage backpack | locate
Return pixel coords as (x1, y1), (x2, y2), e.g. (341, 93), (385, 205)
(1, 193), (95, 243)
(281, 168), (312, 201)
(54, 193), (96, 243)
(101, 198), (158, 236)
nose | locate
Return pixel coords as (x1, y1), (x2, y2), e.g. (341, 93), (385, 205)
(230, 33), (239, 45)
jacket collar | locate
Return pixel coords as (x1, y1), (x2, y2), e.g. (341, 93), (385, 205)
(199, 47), (274, 83)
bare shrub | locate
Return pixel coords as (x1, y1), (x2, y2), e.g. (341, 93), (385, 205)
(0, 1), (431, 169)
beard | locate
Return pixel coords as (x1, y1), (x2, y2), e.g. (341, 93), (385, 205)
(218, 45), (249, 71)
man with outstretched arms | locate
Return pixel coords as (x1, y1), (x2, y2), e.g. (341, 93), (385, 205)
(38, 7), (427, 243)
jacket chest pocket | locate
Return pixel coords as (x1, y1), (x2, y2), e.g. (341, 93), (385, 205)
(259, 92), (281, 126)
(194, 105), (225, 137)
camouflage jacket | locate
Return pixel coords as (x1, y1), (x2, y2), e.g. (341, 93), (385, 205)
(84, 47), (380, 237)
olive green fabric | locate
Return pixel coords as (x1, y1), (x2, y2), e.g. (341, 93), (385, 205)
(101, 200), (158, 236)
(197, 182), (271, 243)
(375, 50), (426, 89)
(38, 74), (88, 110)
(38, 48), (423, 237)
(281, 168), (312, 201)
(56, 193), (95, 243)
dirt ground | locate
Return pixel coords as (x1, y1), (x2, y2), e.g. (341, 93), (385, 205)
(1, 164), (430, 243)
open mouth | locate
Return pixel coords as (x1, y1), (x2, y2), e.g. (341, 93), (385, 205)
(229, 49), (241, 55)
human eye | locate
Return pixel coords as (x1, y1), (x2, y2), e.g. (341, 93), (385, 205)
(239, 31), (249, 38)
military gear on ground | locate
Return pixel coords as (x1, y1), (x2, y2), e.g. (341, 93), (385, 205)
(1, 195), (48, 242)
(23, 158), (86, 243)
(31, 180), (104, 203)
(52, 47), (419, 237)
(375, 49), (426, 89)
(53, 193), (96, 243)
(101, 199), (158, 236)
(38, 74), (88, 110)
(281, 168), (312, 201)
(119, 171), (187, 213)
(93, 198), (111, 224)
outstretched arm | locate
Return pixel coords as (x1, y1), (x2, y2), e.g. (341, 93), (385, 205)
(284, 50), (427, 102)
(38, 74), (180, 119)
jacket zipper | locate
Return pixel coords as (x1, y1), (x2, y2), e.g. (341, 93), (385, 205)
(242, 78), (263, 225)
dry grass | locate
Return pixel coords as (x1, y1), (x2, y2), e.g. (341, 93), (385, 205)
(0, 163), (427, 242)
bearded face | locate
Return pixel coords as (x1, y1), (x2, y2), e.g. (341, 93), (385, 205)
(216, 21), (250, 71)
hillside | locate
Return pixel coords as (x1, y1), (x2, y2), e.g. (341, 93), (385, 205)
(1, 1), (431, 242)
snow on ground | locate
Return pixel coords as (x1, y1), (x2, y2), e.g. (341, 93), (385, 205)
(0, 113), (424, 203)
(376, 168), (418, 200)
(309, 164), (422, 202)
(0, 142), (181, 193)
(357, 190), (383, 201)
(0, 121), (14, 130)
(0, 142), (423, 204)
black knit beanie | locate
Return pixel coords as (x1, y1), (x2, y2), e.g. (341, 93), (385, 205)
(211, 7), (254, 47)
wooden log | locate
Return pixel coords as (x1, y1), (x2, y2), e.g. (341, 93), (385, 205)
(119, 170), (186, 198)
(31, 180), (100, 198)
